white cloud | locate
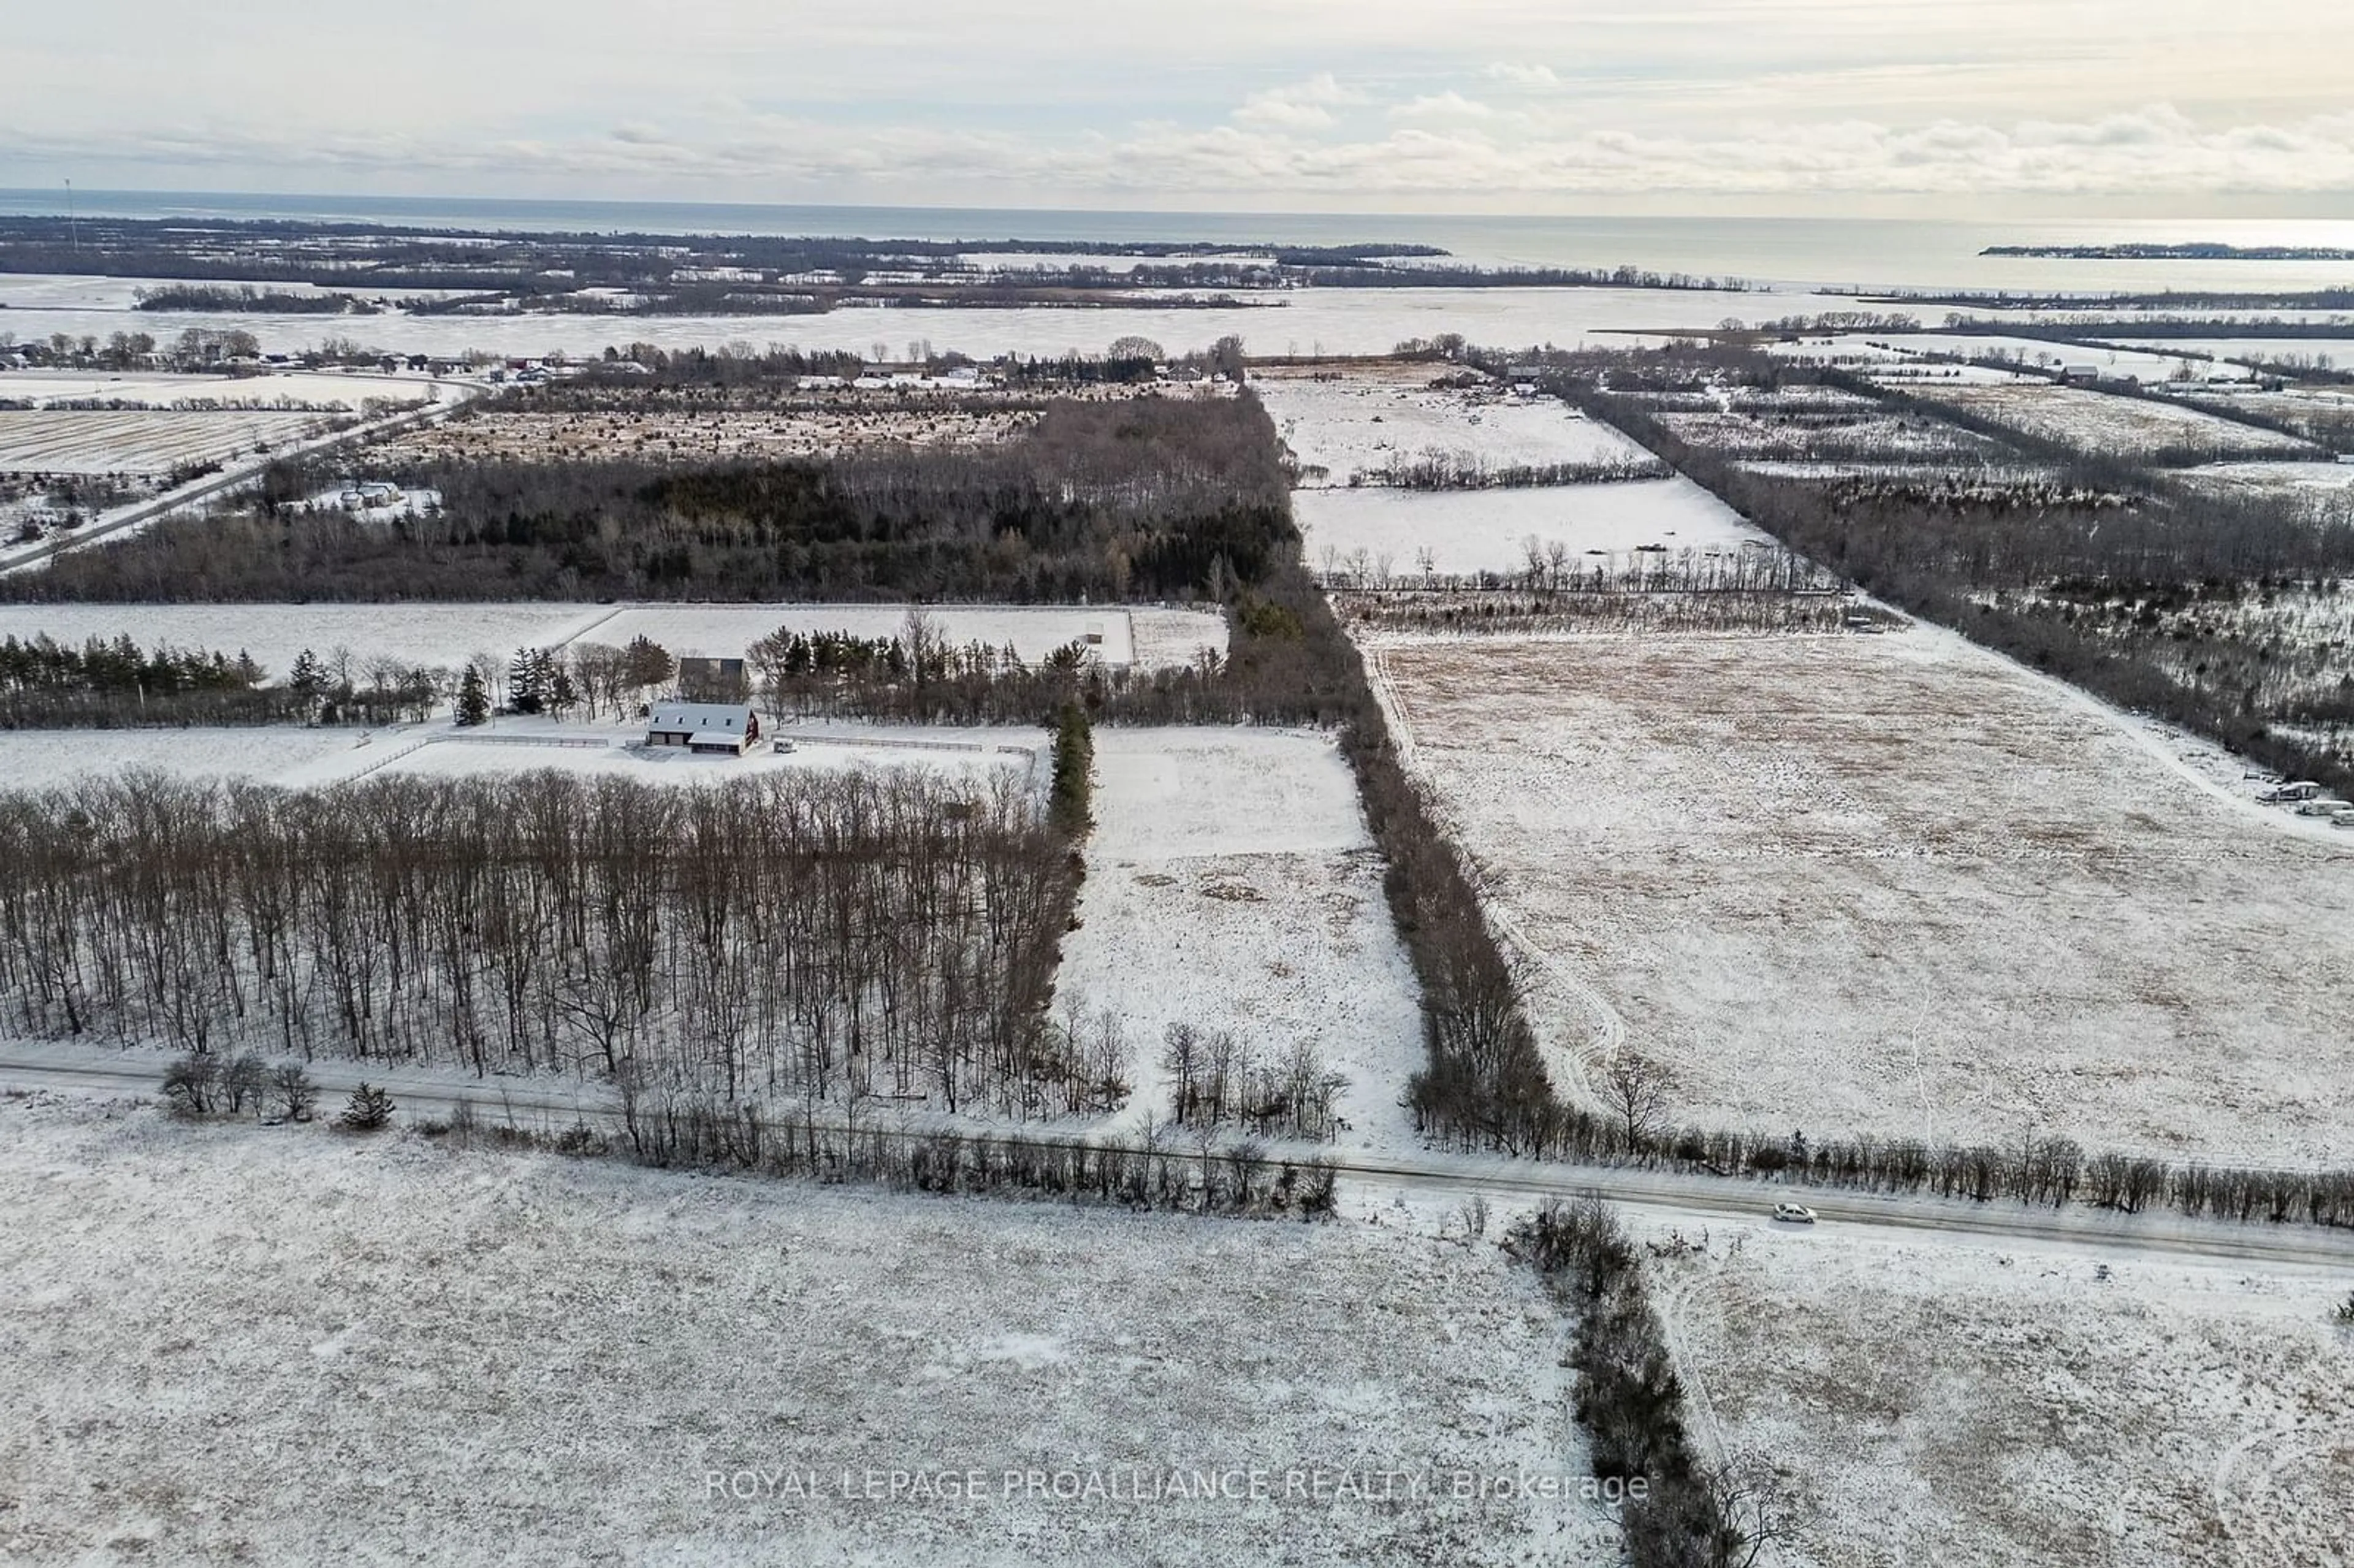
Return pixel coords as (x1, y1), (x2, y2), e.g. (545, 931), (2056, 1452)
(1391, 93), (1496, 123)
(1231, 74), (1364, 132)
(1485, 63), (1561, 89)
(13, 102), (2354, 203)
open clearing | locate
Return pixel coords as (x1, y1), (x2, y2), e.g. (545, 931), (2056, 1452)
(1058, 728), (1427, 1154)
(1251, 366), (1647, 487)
(591, 603), (1227, 671)
(1648, 1216), (2354, 1566)
(0, 368), (439, 411)
(1912, 382), (2314, 460)
(0, 409), (338, 477)
(0, 718), (1040, 794)
(1371, 627), (2354, 1166)
(1297, 481), (1767, 579)
(0, 601), (1227, 679)
(0, 1094), (1609, 1567)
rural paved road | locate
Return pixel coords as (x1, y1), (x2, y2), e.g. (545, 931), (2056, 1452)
(4, 1043), (2350, 1273)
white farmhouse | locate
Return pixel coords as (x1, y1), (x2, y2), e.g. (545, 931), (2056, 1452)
(646, 701), (763, 756)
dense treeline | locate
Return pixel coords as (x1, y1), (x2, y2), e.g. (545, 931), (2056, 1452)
(133, 284), (375, 314)
(0, 633), (441, 729)
(1510, 1200), (1775, 1566)
(0, 770), (1095, 1116)
(4, 395), (1290, 605)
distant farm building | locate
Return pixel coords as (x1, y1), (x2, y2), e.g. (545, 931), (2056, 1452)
(646, 701), (761, 755)
(2056, 364), (2102, 385)
(677, 655), (750, 702)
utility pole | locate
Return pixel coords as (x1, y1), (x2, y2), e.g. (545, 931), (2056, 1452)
(65, 178), (78, 254)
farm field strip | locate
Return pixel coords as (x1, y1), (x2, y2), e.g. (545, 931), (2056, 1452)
(1057, 728), (1428, 1154)
(0, 409), (333, 476)
(0, 1095), (1606, 1567)
(1370, 626), (2354, 1166)
(0, 601), (1228, 678)
(1648, 1214), (2354, 1566)
(1295, 480), (1770, 579)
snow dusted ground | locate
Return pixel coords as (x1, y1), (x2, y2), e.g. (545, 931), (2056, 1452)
(592, 603), (1226, 671)
(2179, 460), (2354, 498)
(0, 725), (381, 789)
(0, 1094), (1613, 1567)
(0, 409), (337, 477)
(1252, 367), (1646, 487)
(0, 284), (1864, 365)
(0, 602), (1228, 680)
(1370, 627), (2354, 1166)
(1914, 382), (2315, 459)
(0, 716), (1042, 793)
(1057, 728), (1426, 1154)
(360, 725), (1037, 794)
(1644, 1214), (2354, 1566)
(0, 367), (441, 411)
(1296, 481), (1767, 579)
(0, 602), (611, 678)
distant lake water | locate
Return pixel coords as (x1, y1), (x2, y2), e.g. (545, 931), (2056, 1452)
(6, 188), (2354, 294)
(2, 190), (2352, 362)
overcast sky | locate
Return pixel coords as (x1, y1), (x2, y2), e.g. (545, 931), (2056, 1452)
(6, 1), (2352, 213)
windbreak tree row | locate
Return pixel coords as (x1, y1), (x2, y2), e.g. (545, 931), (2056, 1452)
(0, 769), (1094, 1117)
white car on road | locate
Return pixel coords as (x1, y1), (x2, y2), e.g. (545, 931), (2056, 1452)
(1771, 1201), (1818, 1224)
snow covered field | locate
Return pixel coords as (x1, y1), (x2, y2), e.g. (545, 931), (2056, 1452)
(362, 726), (1036, 793)
(1370, 627), (2354, 1165)
(1648, 1216), (2354, 1566)
(0, 601), (1227, 679)
(1297, 481), (1767, 579)
(593, 603), (1225, 671)
(0, 718), (1040, 794)
(1057, 728), (1426, 1153)
(0, 1094), (1610, 1567)
(0, 284), (1865, 365)
(1914, 382), (2315, 459)
(1252, 368), (1647, 487)
(0, 602), (611, 677)
(0, 725), (379, 790)
(2180, 460), (2354, 498)
(0, 409), (336, 476)
(0, 367), (439, 411)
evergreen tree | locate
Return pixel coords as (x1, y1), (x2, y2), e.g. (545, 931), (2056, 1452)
(1049, 701), (1094, 837)
(509, 647), (545, 715)
(338, 1083), (395, 1132)
(622, 635), (675, 691)
(288, 648), (326, 698)
(455, 664), (490, 727)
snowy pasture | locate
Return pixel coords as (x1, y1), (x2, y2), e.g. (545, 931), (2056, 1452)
(1296, 481), (1767, 580)
(1252, 367), (1647, 487)
(362, 725), (1037, 794)
(1913, 382), (2315, 460)
(593, 604), (1197, 671)
(0, 367), (438, 411)
(0, 284), (1864, 366)
(0, 601), (1229, 681)
(0, 602), (612, 679)
(1370, 628), (2354, 1165)
(1057, 728), (1426, 1154)
(0, 726), (379, 790)
(0, 1095), (1609, 1567)
(1648, 1218), (2354, 1566)
(0, 409), (335, 477)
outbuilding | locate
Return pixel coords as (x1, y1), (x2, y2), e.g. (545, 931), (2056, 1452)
(646, 701), (762, 755)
